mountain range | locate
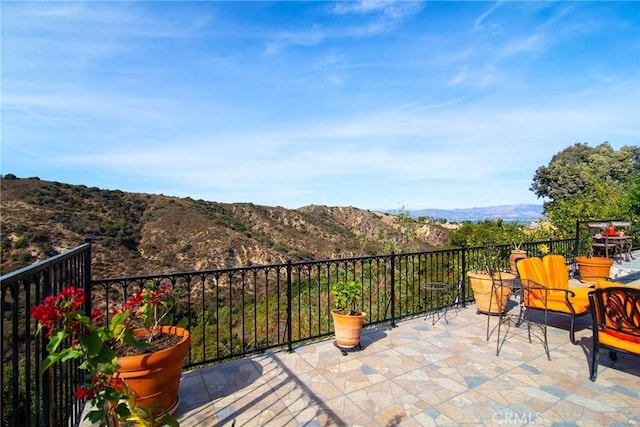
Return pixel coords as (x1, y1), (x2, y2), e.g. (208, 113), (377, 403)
(400, 204), (544, 222)
(0, 177), (449, 278)
(0, 177), (543, 279)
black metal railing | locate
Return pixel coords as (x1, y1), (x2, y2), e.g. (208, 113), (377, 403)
(1, 243), (91, 427)
(1, 237), (578, 426)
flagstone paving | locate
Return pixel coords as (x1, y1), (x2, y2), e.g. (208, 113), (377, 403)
(175, 288), (640, 426)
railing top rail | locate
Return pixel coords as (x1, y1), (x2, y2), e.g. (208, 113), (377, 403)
(90, 261), (292, 284)
(0, 242), (91, 284)
(89, 239), (577, 284)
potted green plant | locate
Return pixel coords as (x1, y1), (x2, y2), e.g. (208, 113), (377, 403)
(331, 280), (366, 353)
(31, 282), (188, 426)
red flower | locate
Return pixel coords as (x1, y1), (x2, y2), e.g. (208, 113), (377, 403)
(75, 387), (94, 400)
(90, 309), (104, 323)
(123, 291), (143, 311)
(111, 376), (124, 392)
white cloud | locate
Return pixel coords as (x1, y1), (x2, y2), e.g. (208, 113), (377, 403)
(342, 1), (424, 37)
(502, 33), (545, 57)
(263, 25), (326, 56)
(473, 1), (504, 34)
(332, 0), (422, 19)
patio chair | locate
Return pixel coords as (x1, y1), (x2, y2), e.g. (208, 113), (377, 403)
(481, 244), (544, 356)
(518, 277), (551, 360)
(587, 285), (640, 381)
(516, 256), (591, 344)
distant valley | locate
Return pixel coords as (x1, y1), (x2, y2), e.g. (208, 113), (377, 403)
(399, 204), (544, 223)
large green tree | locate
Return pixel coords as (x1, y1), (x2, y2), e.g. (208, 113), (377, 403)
(531, 142), (640, 236)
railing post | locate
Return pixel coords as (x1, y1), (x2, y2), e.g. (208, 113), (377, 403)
(43, 257), (53, 427)
(390, 251), (396, 327)
(461, 246), (467, 309)
(83, 235), (93, 316)
(575, 219), (581, 259)
(286, 260), (293, 353)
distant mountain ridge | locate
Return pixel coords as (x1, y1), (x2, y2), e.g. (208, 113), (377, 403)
(0, 177), (451, 278)
(389, 204), (544, 222)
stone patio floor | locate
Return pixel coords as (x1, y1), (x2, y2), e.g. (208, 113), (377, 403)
(174, 279), (640, 426)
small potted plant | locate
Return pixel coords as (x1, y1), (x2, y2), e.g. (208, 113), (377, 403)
(331, 280), (366, 353)
(509, 242), (528, 273)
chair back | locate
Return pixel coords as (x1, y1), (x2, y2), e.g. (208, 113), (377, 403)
(482, 243), (516, 293)
(589, 287), (640, 342)
(516, 257), (548, 285)
(542, 255), (569, 289)
(516, 257), (548, 305)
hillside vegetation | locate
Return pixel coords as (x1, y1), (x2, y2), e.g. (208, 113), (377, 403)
(1, 178), (450, 278)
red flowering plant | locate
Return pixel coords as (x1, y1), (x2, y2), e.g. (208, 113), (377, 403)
(31, 283), (178, 426)
(118, 282), (174, 345)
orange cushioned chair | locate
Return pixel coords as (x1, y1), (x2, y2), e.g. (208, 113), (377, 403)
(588, 284), (640, 381)
(516, 256), (591, 344)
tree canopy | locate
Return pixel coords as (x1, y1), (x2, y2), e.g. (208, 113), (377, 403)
(530, 142), (640, 236)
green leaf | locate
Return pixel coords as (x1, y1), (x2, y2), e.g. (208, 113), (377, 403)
(84, 406), (107, 424)
(122, 330), (151, 350)
(110, 310), (129, 327)
(59, 347), (83, 362)
(79, 330), (104, 357)
(113, 402), (132, 418)
(46, 330), (67, 353)
(39, 354), (61, 376)
(158, 412), (180, 427)
(92, 346), (118, 375)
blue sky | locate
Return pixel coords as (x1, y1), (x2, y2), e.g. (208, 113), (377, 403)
(2, 1), (639, 210)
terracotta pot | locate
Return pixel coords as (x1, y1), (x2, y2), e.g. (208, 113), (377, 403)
(467, 271), (515, 314)
(117, 326), (190, 417)
(575, 256), (613, 281)
(509, 250), (528, 274)
(331, 309), (366, 348)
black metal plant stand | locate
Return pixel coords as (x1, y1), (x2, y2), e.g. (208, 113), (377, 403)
(334, 340), (363, 356)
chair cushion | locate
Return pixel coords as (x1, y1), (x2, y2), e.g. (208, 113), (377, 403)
(517, 257), (549, 286)
(596, 279), (640, 290)
(518, 257), (589, 313)
(526, 289), (589, 313)
(543, 255), (570, 289)
(600, 330), (640, 352)
(567, 287), (590, 311)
